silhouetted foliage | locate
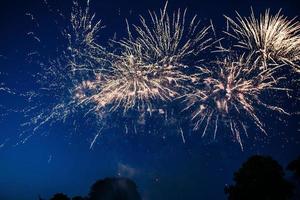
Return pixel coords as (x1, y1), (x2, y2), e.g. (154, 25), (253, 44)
(89, 177), (142, 200)
(72, 196), (86, 200)
(38, 195), (45, 200)
(50, 193), (70, 200)
(288, 156), (300, 179)
(225, 155), (294, 200)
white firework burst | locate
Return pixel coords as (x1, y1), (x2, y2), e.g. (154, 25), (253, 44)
(183, 54), (290, 149)
(75, 2), (212, 113)
(225, 9), (300, 72)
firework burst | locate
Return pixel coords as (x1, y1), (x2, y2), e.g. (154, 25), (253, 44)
(75, 2), (212, 113)
(183, 54), (290, 149)
(20, 0), (298, 148)
(21, 0), (107, 139)
(225, 9), (300, 72)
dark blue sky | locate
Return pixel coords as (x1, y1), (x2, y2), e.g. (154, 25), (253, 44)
(0, 0), (300, 199)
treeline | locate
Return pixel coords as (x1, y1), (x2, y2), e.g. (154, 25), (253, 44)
(41, 177), (141, 200)
(42, 155), (300, 200)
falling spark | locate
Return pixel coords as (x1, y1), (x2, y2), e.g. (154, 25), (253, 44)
(89, 127), (103, 149)
(180, 127), (186, 143)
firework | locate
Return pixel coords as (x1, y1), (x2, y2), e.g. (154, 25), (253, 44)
(183, 54), (290, 149)
(75, 2), (212, 113)
(65, 0), (107, 75)
(22, 0), (107, 138)
(225, 9), (300, 72)
(21, 0), (297, 148)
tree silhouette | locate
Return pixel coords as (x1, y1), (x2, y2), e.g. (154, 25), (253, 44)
(287, 156), (300, 179)
(88, 177), (141, 200)
(71, 196), (86, 200)
(38, 195), (45, 200)
(50, 193), (70, 200)
(225, 155), (294, 200)
(287, 156), (300, 199)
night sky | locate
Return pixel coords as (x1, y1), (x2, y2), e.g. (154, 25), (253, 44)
(0, 0), (300, 199)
